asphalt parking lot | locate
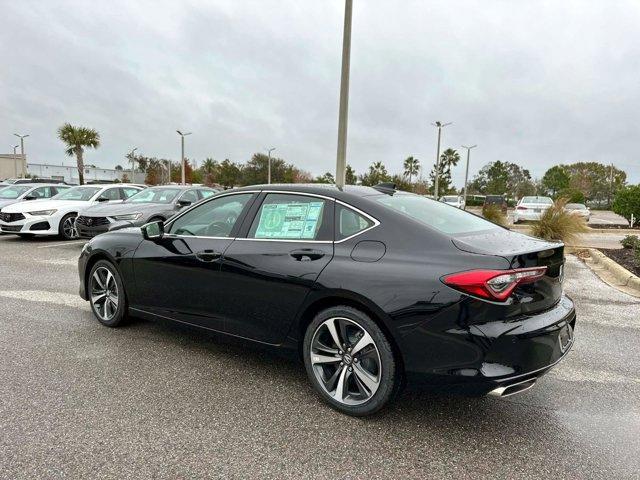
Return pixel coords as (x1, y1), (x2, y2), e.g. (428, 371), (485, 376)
(1, 235), (639, 479)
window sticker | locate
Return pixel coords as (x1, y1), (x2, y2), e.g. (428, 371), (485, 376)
(255, 201), (324, 239)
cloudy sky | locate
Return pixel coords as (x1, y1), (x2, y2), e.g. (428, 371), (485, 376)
(2, 0), (639, 185)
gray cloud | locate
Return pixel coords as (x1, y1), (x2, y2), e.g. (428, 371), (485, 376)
(2, 0), (638, 184)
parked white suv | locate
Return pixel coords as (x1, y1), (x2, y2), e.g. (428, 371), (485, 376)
(0, 184), (143, 239)
(513, 196), (553, 223)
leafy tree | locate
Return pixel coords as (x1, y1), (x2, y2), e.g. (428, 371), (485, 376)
(468, 160), (534, 199)
(360, 161), (390, 186)
(57, 123), (100, 185)
(429, 148), (460, 195)
(391, 174), (411, 192)
(541, 166), (570, 197)
(200, 158), (218, 186)
(314, 172), (335, 184)
(217, 159), (242, 188)
(563, 162), (626, 206)
(114, 165), (123, 171)
(403, 156), (420, 185)
(612, 185), (640, 224)
(144, 158), (165, 186)
(170, 158), (194, 184)
(345, 165), (357, 185)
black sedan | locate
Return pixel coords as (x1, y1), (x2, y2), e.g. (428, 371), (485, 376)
(78, 184), (575, 416)
(75, 185), (218, 238)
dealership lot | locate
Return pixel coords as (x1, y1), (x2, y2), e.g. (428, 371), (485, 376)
(0, 235), (639, 478)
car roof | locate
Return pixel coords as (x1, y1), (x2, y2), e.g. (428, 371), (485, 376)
(231, 184), (386, 202)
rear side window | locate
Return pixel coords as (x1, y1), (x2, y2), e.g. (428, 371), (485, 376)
(375, 193), (499, 235)
(180, 190), (199, 204)
(198, 189), (217, 199)
(31, 186), (53, 198)
(248, 194), (332, 241)
(336, 204), (374, 241)
(122, 187), (140, 198)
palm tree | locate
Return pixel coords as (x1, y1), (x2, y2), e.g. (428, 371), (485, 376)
(57, 123), (100, 185)
(403, 156), (420, 185)
(202, 158), (217, 174)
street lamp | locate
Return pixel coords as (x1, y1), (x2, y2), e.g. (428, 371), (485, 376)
(12, 145), (19, 154)
(129, 147), (138, 182)
(461, 144), (477, 210)
(176, 130), (192, 185)
(335, 0), (353, 188)
(14, 133), (29, 178)
(267, 147), (276, 184)
(431, 121), (452, 199)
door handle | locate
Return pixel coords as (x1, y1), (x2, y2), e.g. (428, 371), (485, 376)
(289, 249), (325, 261)
(195, 250), (221, 262)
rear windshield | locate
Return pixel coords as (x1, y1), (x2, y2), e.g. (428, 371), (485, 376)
(0, 186), (31, 199)
(374, 193), (499, 234)
(521, 196), (553, 204)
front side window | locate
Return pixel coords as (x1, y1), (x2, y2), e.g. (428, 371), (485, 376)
(100, 188), (122, 201)
(248, 194), (332, 241)
(336, 204), (374, 240)
(30, 187), (53, 198)
(54, 186), (101, 201)
(168, 193), (253, 238)
(179, 190), (199, 204)
(375, 192), (499, 235)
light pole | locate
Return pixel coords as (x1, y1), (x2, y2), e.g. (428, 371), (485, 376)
(431, 122), (451, 199)
(335, 0), (353, 188)
(12, 145), (19, 154)
(461, 145), (477, 210)
(129, 147), (138, 182)
(267, 147), (276, 184)
(176, 130), (192, 185)
(14, 133), (29, 177)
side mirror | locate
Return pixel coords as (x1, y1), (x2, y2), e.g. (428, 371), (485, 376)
(177, 199), (192, 207)
(24, 195), (37, 200)
(97, 196), (109, 202)
(142, 220), (164, 240)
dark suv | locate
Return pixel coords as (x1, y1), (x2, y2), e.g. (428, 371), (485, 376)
(483, 195), (508, 215)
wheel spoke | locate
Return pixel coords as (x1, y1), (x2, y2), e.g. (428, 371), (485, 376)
(325, 318), (343, 350)
(311, 353), (341, 365)
(353, 363), (378, 394)
(106, 271), (114, 290)
(351, 330), (374, 356)
(331, 366), (349, 402)
(91, 292), (107, 303)
(93, 271), (105, 290)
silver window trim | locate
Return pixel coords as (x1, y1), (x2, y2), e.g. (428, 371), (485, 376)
(162, 189), (381, 243)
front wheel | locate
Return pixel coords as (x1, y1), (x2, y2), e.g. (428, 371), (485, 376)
(303, 306), (400, 416)
(59, 213), (78, 240)
(88, 260), (128, 327)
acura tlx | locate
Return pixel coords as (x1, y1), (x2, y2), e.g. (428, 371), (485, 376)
(78, 183), (575, 416)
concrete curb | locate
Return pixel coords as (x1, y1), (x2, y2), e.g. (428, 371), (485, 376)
(582, 248), (640, 298)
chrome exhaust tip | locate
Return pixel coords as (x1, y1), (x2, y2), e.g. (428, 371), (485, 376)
(488, 378), (537, 398)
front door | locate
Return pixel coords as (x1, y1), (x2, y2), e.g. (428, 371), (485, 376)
(219, 192), (335, 344)
(131, 192), (257, 330)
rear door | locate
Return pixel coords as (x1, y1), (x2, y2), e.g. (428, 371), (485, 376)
(219, 192), (335, 344)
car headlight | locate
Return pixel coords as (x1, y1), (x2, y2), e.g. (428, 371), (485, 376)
(112, 213), (142, 221)
(27, 209), (57, 216)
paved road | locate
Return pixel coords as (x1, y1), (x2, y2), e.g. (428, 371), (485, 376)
(0, 235), (639, 479)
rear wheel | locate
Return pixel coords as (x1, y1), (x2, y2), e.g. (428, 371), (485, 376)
(88, 260), (127, 327)
(303, 306), (399, 416)
(59, 213), (78, 240)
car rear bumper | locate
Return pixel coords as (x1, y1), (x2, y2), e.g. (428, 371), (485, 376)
(402, 294), (576, 395)
(513, 210), (546, 221)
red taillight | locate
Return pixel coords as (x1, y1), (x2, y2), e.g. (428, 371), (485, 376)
(516, 206), (528, 210)
(442, 267), (548, 302)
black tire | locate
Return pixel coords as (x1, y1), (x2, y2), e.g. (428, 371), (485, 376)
(303, 306), (400, 416)
(58, 213), (78, 240)
(87, 260), (128, 327)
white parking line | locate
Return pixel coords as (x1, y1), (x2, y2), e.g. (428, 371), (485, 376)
(0, 290), (88, 309)
(37, 241), (87, 249)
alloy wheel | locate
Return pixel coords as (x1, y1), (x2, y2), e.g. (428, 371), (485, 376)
(90, 266), (119, 322)
(310, 317), (382, 405)
(62, 216), (78, 239)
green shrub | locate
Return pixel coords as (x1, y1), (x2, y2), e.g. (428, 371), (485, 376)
(612, 185), (640, 224)
(621, 235), (640, 249)
(482, 204), (508, 226)
(530, 198), (589, 243)
(558, 187), (586, 203)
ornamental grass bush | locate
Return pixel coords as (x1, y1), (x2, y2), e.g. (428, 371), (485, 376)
(482, 204), (508, 226)
(530, 198), (589, 244)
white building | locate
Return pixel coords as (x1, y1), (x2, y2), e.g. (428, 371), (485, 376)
(0, 154), (27, 180)
(26, 163), (145, 184)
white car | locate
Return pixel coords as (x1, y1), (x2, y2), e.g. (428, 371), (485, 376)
(513, 196), (553, 223)
(439, 195), (465, 209)
(0, 183), (72, 210)
(564, 203), (590, 221)
(0, 184), (143, 239)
